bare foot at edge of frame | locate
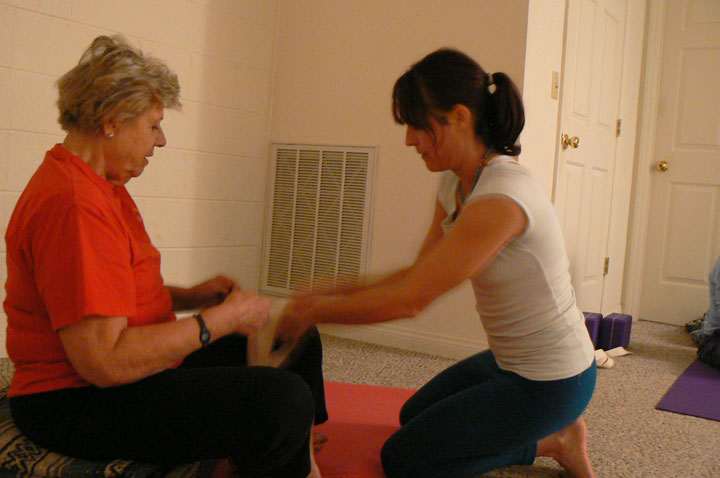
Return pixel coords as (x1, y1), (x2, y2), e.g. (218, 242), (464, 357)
(313, 431), (328, 454)
(308, 437), (323, 478)
(537, 417), (596, 478)
(210, 459), (239, 478)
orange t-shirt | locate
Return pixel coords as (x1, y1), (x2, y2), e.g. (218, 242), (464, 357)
(4, 144), (175, 397)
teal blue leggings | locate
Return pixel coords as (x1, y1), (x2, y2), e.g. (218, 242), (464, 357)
(381, 350), (596, 478)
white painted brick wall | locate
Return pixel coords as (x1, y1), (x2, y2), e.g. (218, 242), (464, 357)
(0, 0), (280, 357)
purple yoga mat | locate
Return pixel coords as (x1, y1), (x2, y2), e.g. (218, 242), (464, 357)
(656, 359), (720, 421)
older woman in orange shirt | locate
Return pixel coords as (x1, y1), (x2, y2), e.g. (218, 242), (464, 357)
(5, 35), (325, 478)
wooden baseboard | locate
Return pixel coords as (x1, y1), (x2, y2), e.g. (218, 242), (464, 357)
(318, 322), (487, 360)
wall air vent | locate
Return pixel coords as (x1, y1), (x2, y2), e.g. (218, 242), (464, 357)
(260, 144), (376, 297)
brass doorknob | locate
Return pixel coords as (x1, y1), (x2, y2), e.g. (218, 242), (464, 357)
(656, 160), (669, 172)
(561, 133), (581, 150)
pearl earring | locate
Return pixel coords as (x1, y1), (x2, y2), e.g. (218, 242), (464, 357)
(107, 131), (114, 138)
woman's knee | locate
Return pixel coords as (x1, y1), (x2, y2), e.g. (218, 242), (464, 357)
(381, 429), (421, 478)
(257, 368), (315, 433)
(230, 369), (315, 473)
(381, 433), (403, 478)
(398, 396), (420, 426)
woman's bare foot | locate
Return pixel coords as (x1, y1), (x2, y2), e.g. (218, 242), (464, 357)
(210, 459), (239, 478)
(312, 431), (328, 454)
(307, 437), (323, 478)
(537, 418), (596, 478)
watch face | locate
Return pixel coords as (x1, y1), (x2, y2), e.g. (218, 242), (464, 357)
(201, 331), (211, 342)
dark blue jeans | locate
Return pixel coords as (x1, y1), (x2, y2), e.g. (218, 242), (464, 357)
(381, 349), (596, 478)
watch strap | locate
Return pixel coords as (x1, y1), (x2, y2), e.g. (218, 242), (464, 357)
(194, 313), (211, 349)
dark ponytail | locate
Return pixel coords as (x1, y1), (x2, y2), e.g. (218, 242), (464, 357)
(392, 48), (525, 156)
(482, 72), (524, 156)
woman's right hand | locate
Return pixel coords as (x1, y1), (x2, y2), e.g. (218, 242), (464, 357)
(222, 289), (271, 337)
(275, 294), (321, 342)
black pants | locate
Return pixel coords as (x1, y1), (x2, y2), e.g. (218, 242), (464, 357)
(10, 331), (328, 478)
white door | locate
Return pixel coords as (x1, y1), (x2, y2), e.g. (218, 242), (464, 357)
(638, 0), (720, 326)
(554, 0), (627, 313)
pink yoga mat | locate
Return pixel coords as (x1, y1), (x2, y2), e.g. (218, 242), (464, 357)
(315, 382), (416, 478)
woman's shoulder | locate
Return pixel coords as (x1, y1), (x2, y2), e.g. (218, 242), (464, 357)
(29, 162), (101, 209)
(476, 156), (535, 192)
(485, 155), (532, 177)
(14, 150), (119, 229)
(471, 156), (549, 229)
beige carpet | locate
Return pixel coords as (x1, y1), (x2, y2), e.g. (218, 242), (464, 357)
(321, 320), (720, 478)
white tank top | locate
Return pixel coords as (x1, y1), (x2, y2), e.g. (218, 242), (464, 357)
(437, 156), (595, 380)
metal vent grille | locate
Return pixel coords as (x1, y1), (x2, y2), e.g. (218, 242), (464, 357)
(260, 144), (376, 296)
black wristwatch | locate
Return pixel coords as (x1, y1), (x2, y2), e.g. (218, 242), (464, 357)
(194, 313), (211, 349)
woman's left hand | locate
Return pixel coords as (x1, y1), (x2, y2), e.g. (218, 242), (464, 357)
(168, 276), (239, 311)
(192, 275), (238, 305)
(198, 276), (240, 299)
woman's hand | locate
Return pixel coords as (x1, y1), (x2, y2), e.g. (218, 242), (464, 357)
(275, 294), (322, 342)
(168, 276), (239, 310)
(222, 289), (271, 337)
(191, 275), (238, 304)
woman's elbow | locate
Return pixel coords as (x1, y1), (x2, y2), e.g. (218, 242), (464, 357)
(393, 293), (433, 320)
(87, 376), (121, 388)
(73, 361), (132, 388)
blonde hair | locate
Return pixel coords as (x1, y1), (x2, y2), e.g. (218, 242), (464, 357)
(56, 35), (181, 133)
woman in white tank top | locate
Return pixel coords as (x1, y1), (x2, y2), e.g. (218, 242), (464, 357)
(277, 48), (597, 478)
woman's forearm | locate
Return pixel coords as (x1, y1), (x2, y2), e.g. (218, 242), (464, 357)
(113, 301), (244, 372)
(310, 279), (429, 326)
(60, 290), (268, 387)
(301, 267), (411, 299)
(60, 306), (231, 387)
(167, 276), (235, 311)
(167, 286), (205, 310)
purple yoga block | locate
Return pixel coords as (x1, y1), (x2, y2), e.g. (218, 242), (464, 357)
(583, 312), (602, 348)
(598, 313), (632, 350)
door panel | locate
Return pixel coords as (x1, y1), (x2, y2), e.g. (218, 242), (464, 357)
(639, 0), (720, 324)
(555, 0), (626, 313)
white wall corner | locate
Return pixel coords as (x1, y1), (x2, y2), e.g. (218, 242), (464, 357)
(603, 0), (648, 315)
(623, 0), (665, 319)
(521, 0), (566, 198)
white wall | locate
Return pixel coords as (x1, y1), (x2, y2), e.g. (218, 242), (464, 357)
(0, 0), (280, 355)
(520, 0), (566, 197)
(270, 0), (529, 358)
(0, 0), (644, 360)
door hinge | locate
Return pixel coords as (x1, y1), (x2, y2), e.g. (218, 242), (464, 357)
(603, 257), (610, 276)
(616, 119), (622, 137)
